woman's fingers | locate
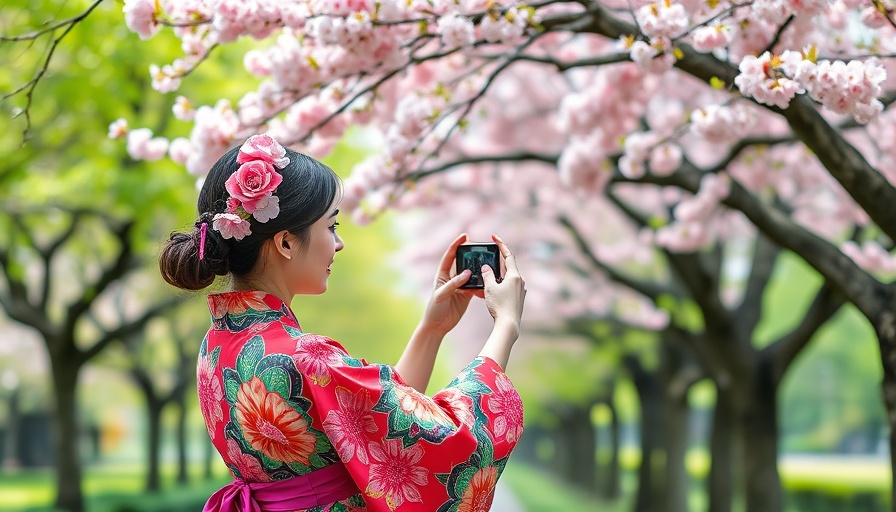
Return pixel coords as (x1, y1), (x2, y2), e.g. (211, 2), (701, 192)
(492, 234), (519, 275)
(436, 233), (468, 280)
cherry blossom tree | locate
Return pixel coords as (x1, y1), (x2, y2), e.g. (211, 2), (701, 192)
(115, 0), (896, 509)
(388, 163), (844, 512)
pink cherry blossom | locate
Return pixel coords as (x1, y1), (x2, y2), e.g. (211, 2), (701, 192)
(636, 1), (689, 39)
(108, 118), (128, 139)
(438, 13), (476, 48)
(126, 128), (169, 161)
(173, 96), (196, 121)
(123, 0), (160, 40)
(168, 137), (192, 165)
(212, 213), (252, 240)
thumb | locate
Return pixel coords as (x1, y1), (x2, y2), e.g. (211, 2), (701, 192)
(441, 269), (472, 294)
(481, 264), (497, 287)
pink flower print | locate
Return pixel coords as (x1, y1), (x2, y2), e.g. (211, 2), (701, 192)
(487, 373), (524, 444)
(393, 383), (453, 427)
(238, 134), (291, 169)
(225, 160), (283, 213)
(322, 387), (377, 464)
(293, 335), (344, 387)
(225, 438), (270, 482)
(197, 355), (224, 440)
(366, 438), (428, 510)
(434, 388), (475, 429)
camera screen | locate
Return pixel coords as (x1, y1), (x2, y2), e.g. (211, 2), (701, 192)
(456, 243), (500, 289)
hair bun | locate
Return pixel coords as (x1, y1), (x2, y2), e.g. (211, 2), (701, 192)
(158, 216), (231, 290)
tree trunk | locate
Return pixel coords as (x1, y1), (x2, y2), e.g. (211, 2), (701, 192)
(51, 360), (84, 512)
(605, 392), (621, 499)
(568, 404), (597, 493)
(872, 312), (896, 512)
(3, 387), (21, 469)
(175, 391), (189, 485)
(664, 385), (690, 512)
(146, 400), (163, 492)
(708, 387), (736, 512)
(741, 364), (782, 512)
(632, 371), (665, 512)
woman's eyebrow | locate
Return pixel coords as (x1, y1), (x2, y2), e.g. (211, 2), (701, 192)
(329, 209), (340, 218)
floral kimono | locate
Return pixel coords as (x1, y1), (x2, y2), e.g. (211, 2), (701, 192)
(198, 291), (524, 512)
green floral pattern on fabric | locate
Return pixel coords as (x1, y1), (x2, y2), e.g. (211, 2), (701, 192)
(372, 365), (456, 447)
(222, 336), (339, 479)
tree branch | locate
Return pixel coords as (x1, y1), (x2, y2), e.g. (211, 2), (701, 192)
(622, 164), (883, 322)
(0, 223), (53, 339)
(63, 219), (136, 341)
(81, 296), (185, 364)
(542, 5), (896, 243)
(410, 152), (559, 181)
(734, 233), (781, 335)
(35, 210), (83, 313)
(764, 282), (845, 385)
(1, 0), (105, 141)
(558, 214), (675, 301)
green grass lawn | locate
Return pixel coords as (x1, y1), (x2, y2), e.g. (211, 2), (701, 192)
(1, 455), (890, 512)
(501, 462), (630, 512)
(0, 463), (230, 512)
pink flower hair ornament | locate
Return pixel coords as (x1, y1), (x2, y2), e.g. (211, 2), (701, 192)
(211, 134), (289, 241)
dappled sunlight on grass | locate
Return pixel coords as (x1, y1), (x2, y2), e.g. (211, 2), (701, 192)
(781, 455), (891, 494)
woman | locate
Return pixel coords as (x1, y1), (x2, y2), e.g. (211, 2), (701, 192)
(159, 134), (527, 512)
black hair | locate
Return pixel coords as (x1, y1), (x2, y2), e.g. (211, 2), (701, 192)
(160, 143), (342, 291)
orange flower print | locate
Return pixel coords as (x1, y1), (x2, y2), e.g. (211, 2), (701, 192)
(457, 466), (498, 512)
(210, 291), (269, 318)
(322, 387), (377, 464)
(293, 335), (344, 387)
(197, 355), (224, 439)
(394, 383), (453, 427)
(225, 438), (270, 482)
(487, 373), (524, 444)
(235, 377), (317, 464)
(366, 438), (428, 510)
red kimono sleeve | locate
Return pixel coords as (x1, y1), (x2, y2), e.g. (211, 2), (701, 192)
(292, 333), (524, 512)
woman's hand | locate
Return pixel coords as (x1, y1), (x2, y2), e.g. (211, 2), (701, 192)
(419, 233), (480, 337)
(481, 234), (526, 331)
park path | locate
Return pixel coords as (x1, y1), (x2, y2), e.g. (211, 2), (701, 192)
(490, 480), (525, 512)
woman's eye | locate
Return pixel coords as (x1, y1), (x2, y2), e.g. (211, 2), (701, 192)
(329, 222), (340, 232)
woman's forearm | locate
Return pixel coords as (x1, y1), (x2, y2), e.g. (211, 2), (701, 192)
(394, 323), (444, 392)
(477, 318), (519, 370)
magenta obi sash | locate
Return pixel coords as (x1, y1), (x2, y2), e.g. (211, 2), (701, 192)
(203, 463), (360, 512)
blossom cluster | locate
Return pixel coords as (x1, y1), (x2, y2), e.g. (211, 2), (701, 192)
(655, 174), (732, 252)
(735, 50), (887, 123)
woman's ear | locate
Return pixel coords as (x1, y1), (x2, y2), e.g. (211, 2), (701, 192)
(272, 230), (292, 260)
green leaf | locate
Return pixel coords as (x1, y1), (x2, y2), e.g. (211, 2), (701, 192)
(224, 377), (240, 404)
(236, 336), (265, 382)
(210, 345), (221, 369)
(259, 366), (290, 398)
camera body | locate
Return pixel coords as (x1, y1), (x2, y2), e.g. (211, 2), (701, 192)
(455, 243), (501, 289)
